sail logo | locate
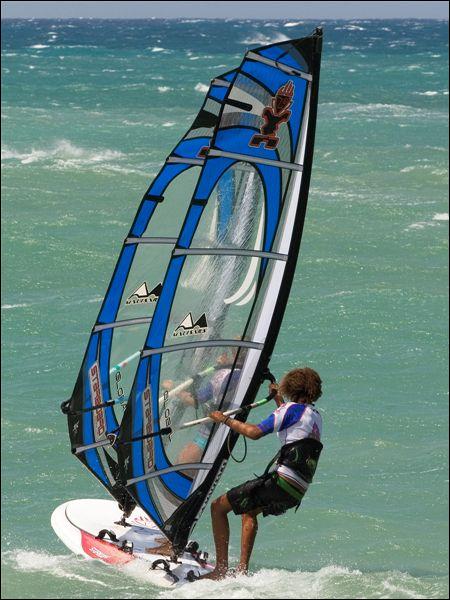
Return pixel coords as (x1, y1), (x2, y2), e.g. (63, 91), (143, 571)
(173, 312), (208, 337)
(126, 282), (162, 305)
(88, 362), (105, 439)
(142, 386), (154, 471)
(142, 386), (154, 470)
(249, 80), (295, 150)
(197, 143), (210, 158)
(163, 391), (173, 443)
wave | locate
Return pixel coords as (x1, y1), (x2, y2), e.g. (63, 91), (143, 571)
(3, 550), (109, 587)
(417, 91), (439, 97)
(400, 164), (448, 177)
(240, 32), (289, 45)
(4, 550), (445, 599)
(158, 566), (446, 599)
(334, 24), (366, 31)
(320, 102), (446, 120)
(195, 82), (209, 93)
(1, 140), (124, 168)
(24, 427), (55, 434)
(148, 46), (171, 54)
(405, 214), (449, 230)
(1, 303), (30, 310)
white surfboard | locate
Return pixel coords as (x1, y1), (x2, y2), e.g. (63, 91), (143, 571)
(51, 499), (213, 587)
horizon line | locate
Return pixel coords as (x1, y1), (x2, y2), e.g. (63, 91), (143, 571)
(1, 16), (449, 21)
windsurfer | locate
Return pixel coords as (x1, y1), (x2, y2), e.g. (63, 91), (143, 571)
(201, 367), (323, 580)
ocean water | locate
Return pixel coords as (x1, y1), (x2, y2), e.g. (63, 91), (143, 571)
(1, 18), (448, 600)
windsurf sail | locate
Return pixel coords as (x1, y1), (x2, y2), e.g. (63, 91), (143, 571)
(116, 29), (323, 554)
(62, 69), (238, 510)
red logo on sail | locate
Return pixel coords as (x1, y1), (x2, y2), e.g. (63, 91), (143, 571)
(249, 80), (295, 150)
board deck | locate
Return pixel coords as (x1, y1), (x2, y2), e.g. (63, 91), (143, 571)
(51, 499), (213, 587)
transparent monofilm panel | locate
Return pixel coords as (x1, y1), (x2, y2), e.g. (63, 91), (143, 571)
(156, 345), (251, 468)
(116, 243), (173, 322)
(141, 166), (202, 237)
(108, 322), (151, 410)
(165, 253), (266, 348)
(191, 162), (264, 250)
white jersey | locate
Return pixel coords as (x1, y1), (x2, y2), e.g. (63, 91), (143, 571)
(257, 402), (322, 491)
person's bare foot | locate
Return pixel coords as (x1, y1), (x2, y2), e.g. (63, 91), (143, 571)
(200, 568), (228, 580)
(145, 537), (172, 556)
(235, 564), (249, 576)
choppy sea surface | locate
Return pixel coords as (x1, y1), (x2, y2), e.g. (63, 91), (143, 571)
(1, 18), (449, 600)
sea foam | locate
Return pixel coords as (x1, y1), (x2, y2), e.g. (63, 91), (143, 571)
(1, 140), (124, 167)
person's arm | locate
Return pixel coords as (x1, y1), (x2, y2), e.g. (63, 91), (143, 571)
(209, 411), (263, 440)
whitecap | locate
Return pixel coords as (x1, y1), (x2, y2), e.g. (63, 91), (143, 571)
(284, 21), (304, 27)
(416, 90), (439, 96)
(157, 86), (172, 93)
(240, 32), (289, 45)
(195, 82), (209, 93)
(405, 215), (446, 230)
(158, 566), (438, 600)
(320, 101), (445, 121)
(1, 303), (29, 309)
(2, 140), (124, 167)
(6, 550), (109, 586)
(29, 44), (49, 49)
(24, 427), (53, 434)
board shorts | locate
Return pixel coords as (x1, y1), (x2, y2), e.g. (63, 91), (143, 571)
(193, 423), (211, 450)
(227, 473), (303, 517)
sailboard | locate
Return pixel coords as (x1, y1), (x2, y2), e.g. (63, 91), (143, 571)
(53, 28), (323, 584)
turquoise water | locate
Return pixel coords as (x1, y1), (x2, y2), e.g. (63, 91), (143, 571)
(1, 18), (448, 599)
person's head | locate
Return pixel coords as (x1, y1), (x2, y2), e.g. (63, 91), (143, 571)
(279, 367), (322, 404)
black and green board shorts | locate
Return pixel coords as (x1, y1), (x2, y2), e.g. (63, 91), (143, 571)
(227, 473), (304, 517)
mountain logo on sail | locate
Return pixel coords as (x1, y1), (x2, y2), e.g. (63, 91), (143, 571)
(173, 312), (208, 337)
(249, 80), (295, 150)
(126, 282), (162, 305)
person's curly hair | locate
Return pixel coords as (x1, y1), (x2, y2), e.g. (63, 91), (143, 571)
(279, 367), (322, 403)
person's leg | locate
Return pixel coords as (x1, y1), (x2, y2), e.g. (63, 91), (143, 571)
(201, 494), (233, 580)
(237, 509), (262, 574)
(177, 442), (202, 464)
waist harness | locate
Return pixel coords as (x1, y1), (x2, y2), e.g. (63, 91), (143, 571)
(277, 437), (323, 484)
